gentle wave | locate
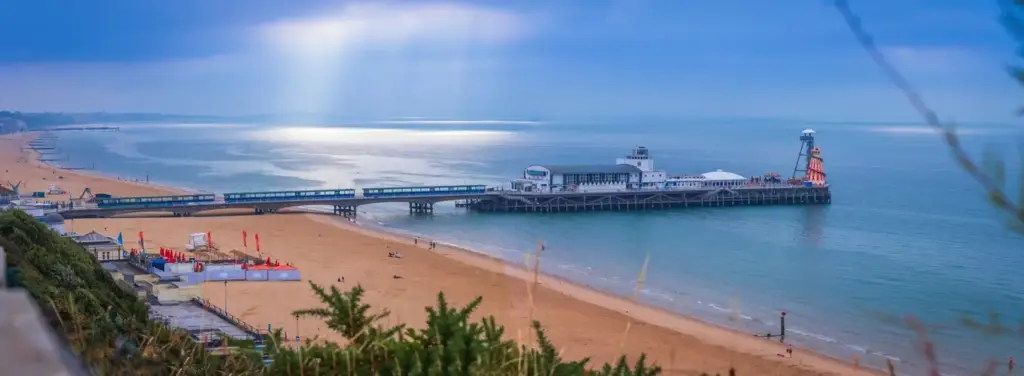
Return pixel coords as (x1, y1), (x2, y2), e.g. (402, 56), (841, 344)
(336, 216), (910, 373)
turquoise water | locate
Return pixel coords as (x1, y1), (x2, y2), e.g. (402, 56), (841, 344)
(49, 121), (1024, 375)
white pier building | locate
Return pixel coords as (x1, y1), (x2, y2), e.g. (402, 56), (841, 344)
(511, 147), (748, 193)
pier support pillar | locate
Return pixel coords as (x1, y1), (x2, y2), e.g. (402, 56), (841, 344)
(454, 199), (479, 209)
(333, 205), (357, 218)
(409, 202), (434, 215)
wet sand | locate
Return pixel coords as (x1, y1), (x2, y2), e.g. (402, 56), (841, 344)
(0, 132), (881, 375)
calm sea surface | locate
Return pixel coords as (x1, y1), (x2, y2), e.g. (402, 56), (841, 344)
(47, 120), (1024, 375)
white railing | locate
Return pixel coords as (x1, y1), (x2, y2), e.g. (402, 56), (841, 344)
(502, 183), (827, 195)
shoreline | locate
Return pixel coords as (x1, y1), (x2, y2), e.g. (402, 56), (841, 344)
(2, 131), (883, 376)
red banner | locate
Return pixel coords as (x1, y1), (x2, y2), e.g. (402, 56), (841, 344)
(242, 230), (248, 248)
(255, 233), (261, 252)
(207, 231), (213, 249)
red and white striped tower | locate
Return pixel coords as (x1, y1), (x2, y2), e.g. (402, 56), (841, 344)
(806, 146), (826, 185)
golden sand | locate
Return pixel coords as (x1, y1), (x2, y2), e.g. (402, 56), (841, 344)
(0, 133), (880, 376)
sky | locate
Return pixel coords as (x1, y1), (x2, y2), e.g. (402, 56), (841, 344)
(0, 0), (1019, 123)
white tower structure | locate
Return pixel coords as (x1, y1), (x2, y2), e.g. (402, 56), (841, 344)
(617, 146), (655, 172)
(617, 146), (666, 186)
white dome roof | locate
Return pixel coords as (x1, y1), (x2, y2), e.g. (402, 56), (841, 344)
(701, 169), (746, 181)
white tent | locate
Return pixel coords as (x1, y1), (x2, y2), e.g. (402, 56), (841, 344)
(186, 232), (208, 250)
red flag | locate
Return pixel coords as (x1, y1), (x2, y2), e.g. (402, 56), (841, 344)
(255, 233), (261, 252)
(138, 231), (145, 248)
(242, 230), (248, 248)
(206, 232), (213, 248)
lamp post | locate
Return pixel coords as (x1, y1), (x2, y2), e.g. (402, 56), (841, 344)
(780, 311), (787, 342)
(223, 281), (228, 312)
(295, 314), (300, 342)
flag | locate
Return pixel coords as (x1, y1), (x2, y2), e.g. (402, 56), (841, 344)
(206, 231), (213, 248)
(138, 231), (145, 249)
(255, 233), (261, 252)
(242, 230), (248, 248)
(116, 232), (123, 246)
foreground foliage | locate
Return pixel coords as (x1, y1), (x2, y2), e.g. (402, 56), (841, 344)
(0, 209), (676, 375)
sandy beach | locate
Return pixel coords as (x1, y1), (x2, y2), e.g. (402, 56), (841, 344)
(0, 132), (882, 376)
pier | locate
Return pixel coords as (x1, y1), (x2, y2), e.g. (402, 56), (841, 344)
(51, 130), (831, 219)
(55, 184), (829, 219)
(476, 186), (830, 213)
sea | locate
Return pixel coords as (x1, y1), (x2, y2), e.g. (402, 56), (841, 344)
(45, 119), (1024, 375)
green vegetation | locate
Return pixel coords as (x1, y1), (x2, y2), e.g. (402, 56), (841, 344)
(0, 209), (689, 375)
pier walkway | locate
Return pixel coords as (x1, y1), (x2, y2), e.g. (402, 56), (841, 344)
(57, 184), (830, 219)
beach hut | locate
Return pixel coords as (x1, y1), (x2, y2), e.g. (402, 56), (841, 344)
(72, 231), (124, 262)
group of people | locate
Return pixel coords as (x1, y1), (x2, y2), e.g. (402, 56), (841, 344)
(413, 237), (437, 249)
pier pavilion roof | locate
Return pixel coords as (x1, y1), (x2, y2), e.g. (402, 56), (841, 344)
(72, 231), (118, 245)
(701, 170), (746, 181)
(538, 164), (643, 175)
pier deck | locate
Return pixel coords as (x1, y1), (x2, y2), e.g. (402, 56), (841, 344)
(56, 185), (830, 219)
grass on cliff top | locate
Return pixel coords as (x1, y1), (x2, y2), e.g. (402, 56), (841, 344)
(1, 209), (710, 375)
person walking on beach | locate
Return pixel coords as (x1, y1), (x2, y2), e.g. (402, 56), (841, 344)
(1010, 356), (1015, 373)
(785, 343), (793, 358)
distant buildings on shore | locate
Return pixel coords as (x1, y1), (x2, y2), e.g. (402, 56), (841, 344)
(0, 117), (28, 134)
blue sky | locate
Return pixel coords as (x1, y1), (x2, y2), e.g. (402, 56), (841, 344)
(0, 0), (1018, 123)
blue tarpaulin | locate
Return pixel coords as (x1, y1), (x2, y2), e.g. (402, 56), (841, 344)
(149, 259), (167, 271)
(178, 272), (206, 283)
(267, 269), (301, 281)
(245, 270), (269, 281)
(203, 268), (247, 281)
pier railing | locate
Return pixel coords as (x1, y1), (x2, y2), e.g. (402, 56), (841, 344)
(191, 296), (265, 341)
(504, 183), (826, 195)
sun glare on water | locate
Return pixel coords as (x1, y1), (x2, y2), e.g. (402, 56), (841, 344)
(250, 126), (514, 146)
